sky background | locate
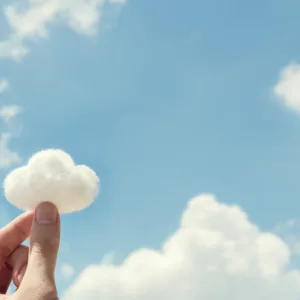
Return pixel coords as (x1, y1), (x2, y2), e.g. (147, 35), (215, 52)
(2, 0), (300, 298)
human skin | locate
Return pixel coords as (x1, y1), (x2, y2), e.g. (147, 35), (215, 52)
(0, 202), (60, 300)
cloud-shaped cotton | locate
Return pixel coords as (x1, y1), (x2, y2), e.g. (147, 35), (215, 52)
(62, 194), (300, 300)
(3, 149), (99, 213)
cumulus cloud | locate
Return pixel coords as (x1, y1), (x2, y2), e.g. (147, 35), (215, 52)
(61, 263), (75, 279)
(62, 194), (300, 300)
(273, 63), (300, 113)
(0, 0), (127, 60)
(0, 133), (21, 168)
(0, 105), (22, 123)
(3, 149), (99, 213)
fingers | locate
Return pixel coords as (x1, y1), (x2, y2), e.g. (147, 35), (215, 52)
(0, 266), (12, 294)
(22, 202), (60, 287)
(0, 212), (33, 266)
(0, 212), (33, 295)
(6, 245), (28, 288)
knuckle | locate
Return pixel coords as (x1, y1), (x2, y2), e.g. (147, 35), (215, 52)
(0, 243), (12, 260)
(14, 223), (29, 242)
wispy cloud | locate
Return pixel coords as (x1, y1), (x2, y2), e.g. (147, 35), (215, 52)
(274, 218), (300, 256)
(60, 263), (75, 280)
(0, 79), (9, 94)
(0, 133), (21, 168)
(0, 80), (22, 168)
(100, 251), (116, 265)
(0, 105), (22, 123)
(0, 0), (127, 61)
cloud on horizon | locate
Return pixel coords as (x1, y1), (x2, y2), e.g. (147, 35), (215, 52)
(62, 194), (300, 300)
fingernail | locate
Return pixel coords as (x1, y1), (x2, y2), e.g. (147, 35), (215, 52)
(36, 202), (57, 225)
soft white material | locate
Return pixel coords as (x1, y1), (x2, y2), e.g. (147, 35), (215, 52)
(3, 149), (99, 213)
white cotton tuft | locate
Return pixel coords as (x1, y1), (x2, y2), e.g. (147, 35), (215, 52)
(3, 149), (100, 213)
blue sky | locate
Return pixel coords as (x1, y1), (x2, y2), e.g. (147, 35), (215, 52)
(2, 0), (300, 298)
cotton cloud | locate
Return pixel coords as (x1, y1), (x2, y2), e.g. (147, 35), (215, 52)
(273, 63), (300, 113)
(3, 149), (99, 213)
(0, 105), (22, 123)
(62, 194), (300, 300)
(0, 0), (127, 60)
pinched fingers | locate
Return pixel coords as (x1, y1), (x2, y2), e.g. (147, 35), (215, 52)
(6, 245), (28, 288)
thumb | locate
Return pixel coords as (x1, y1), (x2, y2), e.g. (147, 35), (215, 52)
(22, 202), (60, 286)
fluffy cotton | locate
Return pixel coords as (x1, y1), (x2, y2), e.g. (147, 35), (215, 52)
(62, 194), (300, 300)
(3, 149), (99, 213)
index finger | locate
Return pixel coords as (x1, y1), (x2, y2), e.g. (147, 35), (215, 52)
(0, 212), (34, 266)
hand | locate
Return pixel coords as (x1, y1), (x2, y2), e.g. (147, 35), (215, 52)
(0, 202), (60, 300)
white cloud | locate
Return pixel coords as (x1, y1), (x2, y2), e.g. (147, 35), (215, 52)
(0, 105), (22, 123)
(0, 39), (28, 61)
(62, 194), (300, 300)
(0, 82), (22, 169)
(61, 263), (75, 279)
(0, 0), (127, 60)
(273, 63), (300, 113)
(0, 79), (9, 94)
(0, 133), (21, 168)
(4, 149), (99, 213)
